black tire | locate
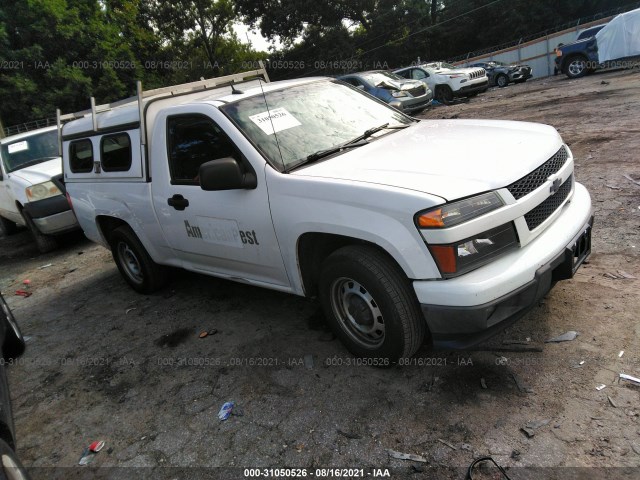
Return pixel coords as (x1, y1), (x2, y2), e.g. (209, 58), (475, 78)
(109, 225), (169, 294)
(22, 211), (58, 253)
(435, 85), (454, 105)
(318, 246), (426, 362)
(496, 73), (509, 88)
(565, 55), (588, 79)
(0, 216), (18, 237)
(0, 293), (26, 360)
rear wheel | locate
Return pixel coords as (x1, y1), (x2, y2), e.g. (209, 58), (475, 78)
(318, 246), (426, 362)
(496, 73), (509, 88)
(435, 85), (454, 105)
(565, 55), (588, 78)
(0, 216), (18, 237)
(110, 225), (169, 293)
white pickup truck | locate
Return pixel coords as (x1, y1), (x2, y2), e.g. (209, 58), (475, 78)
(0, 127), (79, 252)
(60, 68), (593, 361)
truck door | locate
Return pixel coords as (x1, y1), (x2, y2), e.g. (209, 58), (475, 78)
(150, 107), (290, 289)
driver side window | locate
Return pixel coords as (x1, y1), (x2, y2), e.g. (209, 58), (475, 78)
(167, 115), (239, 185)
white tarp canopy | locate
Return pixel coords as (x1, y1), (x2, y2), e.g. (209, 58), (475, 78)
(596, 7), (640, 63)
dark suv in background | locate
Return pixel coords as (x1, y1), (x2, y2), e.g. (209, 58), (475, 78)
(469, 61), (532, 87)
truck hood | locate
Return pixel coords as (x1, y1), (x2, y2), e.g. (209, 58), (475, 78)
(291, 120), (565, 201)
(9, 158), (62, 186)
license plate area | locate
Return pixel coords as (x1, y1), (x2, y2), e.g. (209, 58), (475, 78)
(552, 222), (592, 281)
(571, 225), (592, 274)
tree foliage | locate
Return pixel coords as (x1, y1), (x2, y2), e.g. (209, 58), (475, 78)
(0, 0), (636, 126)
(0, 0), (262, 126)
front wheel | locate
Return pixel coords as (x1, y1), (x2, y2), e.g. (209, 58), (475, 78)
(565, 55), (588, 78)
(496, 73), (509, 88)
(110, 226), (169, 294)
(22, 211), (57, 253)
(319, 246), (426, 362)
(435, 85), (454, 105)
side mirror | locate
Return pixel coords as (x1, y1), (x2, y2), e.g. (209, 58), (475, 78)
(199, 157), (257, 191)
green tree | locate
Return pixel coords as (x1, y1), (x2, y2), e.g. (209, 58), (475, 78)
(146, 0), (236, 71)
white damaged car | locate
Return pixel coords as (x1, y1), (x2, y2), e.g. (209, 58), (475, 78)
(395, 62), (489, 104)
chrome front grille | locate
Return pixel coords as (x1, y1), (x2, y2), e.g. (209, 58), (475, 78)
(507, 146), (569, 200)
(524, 174), (573, 230)
(469, 69), (485, 79)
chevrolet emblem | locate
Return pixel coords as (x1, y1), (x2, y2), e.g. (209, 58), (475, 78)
(549, 177), (562, 195)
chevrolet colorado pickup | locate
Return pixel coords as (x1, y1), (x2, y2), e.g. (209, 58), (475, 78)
(60, 68), (593, 361)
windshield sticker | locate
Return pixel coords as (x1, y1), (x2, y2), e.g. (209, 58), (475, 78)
(249, 108), (301, 135)
(7, 141), (28, 154)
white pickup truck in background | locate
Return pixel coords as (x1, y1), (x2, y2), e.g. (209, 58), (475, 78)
(0, 127), (78, 252)
(60, 68), (593, 361)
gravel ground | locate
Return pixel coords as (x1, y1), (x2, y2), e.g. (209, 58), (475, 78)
(1, 67), (639, 480)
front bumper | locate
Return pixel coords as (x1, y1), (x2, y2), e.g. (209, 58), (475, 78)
(455, 79), (489, 97)
(394, 91), (434, 113)
(21, 195), (78, 235)
(414, 182), (593, 349)
(509, 67), (533, 81)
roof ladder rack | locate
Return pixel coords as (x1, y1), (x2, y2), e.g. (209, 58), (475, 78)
(57, 60), (270, 147)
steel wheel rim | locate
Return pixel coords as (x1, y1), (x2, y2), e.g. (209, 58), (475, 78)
(330, 277), (385, 348)
(568, 60), (585, 76)
(118, 241), (143, 284)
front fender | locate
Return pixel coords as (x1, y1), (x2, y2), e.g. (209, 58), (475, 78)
(266, 169), (444, 295)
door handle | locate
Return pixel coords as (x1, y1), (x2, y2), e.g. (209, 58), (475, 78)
(167, 194), (189, 211)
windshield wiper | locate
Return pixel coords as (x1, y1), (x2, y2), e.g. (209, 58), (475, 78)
(290, 123), (411, 171)
(304, 139), (370, 164)
(346, 123), (410, 145)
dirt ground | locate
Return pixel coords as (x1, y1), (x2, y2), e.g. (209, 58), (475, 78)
(1, 68), (639, 479)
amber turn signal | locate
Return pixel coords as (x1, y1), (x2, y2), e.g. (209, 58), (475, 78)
(428, 245), (457, 274)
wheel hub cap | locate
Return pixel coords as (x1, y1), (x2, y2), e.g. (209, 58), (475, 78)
(330, 277), (385, 348)
(119, 242), (143, 283)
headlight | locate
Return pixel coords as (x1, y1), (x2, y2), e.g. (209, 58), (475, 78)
(25, 181), (62, 201)
(391, 90), (408, 98)
(416, 192), (504, 229)
(428, 223), (519, 277)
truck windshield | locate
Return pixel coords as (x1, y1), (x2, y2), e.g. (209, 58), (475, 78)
(220, 80), (414, 171)
(1, 130), (59, 173)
